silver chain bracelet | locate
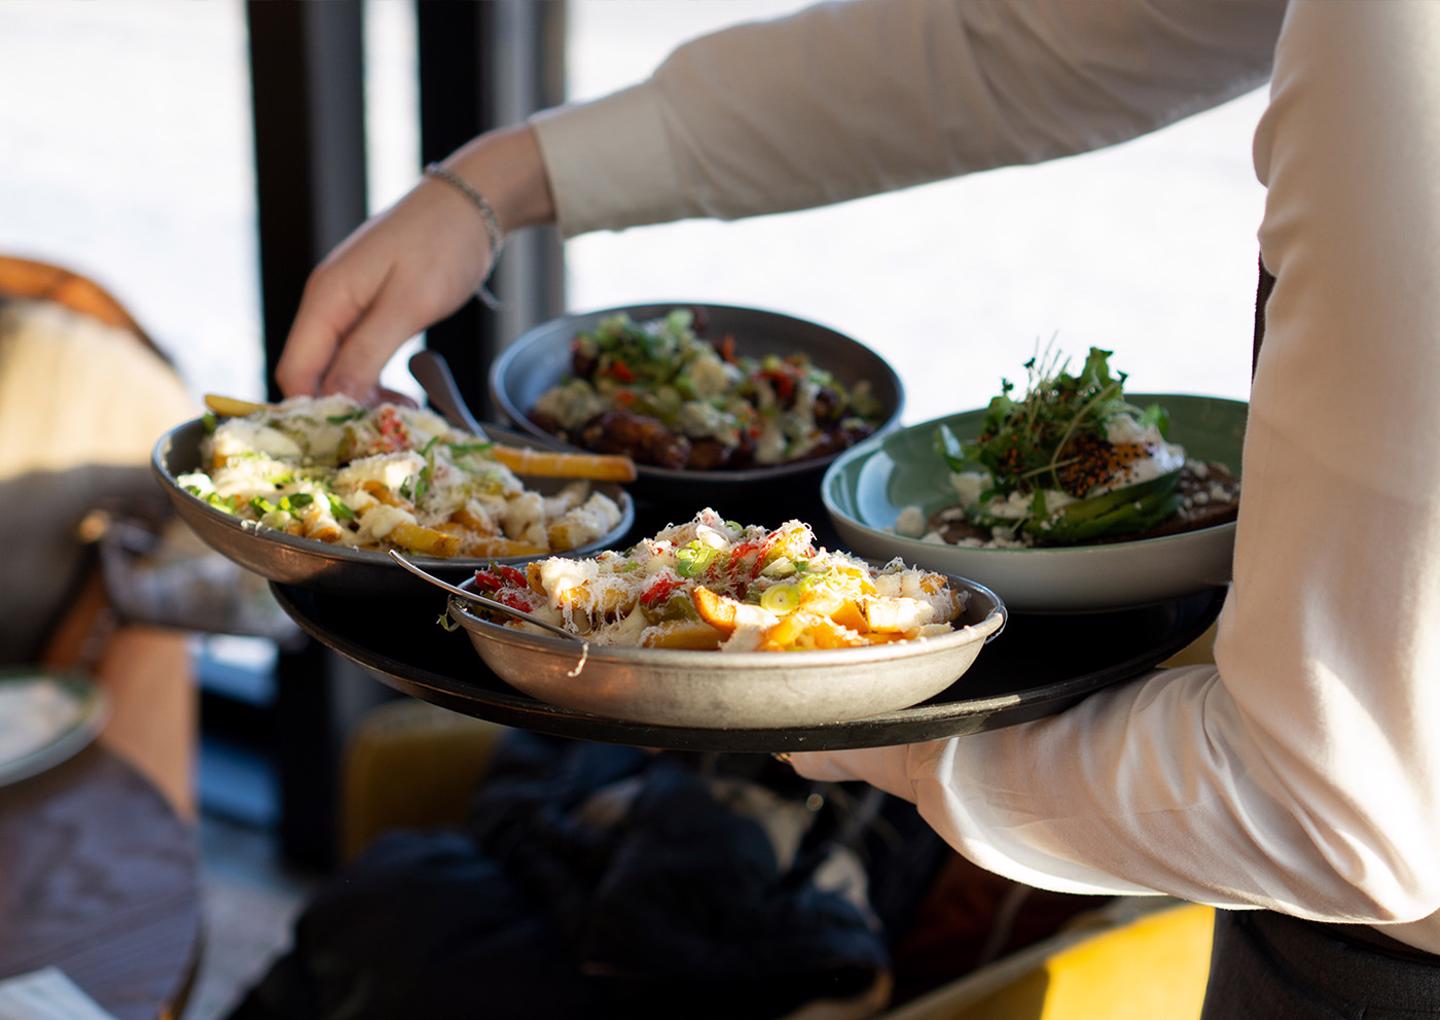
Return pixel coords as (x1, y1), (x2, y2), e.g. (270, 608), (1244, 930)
(423, 162), (504, 309)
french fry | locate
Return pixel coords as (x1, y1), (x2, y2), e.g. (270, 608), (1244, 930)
(692, 586), (740, 634)
(451, 503), (496, 535)
(204, 393), (268, 418)
(489, 444), (637, 483)
(391, 521), (462, 558)
(361, 480), (410, 508)
(642, 620), (725, 650)
(466, 537), (547, 558)
(550, 584), (633, 622)
(304, 519), (345, 544)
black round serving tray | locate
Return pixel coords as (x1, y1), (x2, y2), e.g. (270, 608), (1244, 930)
(271, 583), (1225, 753)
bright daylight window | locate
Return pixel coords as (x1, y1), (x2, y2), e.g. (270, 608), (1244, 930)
(565, 1), (1266, 422)
(0, 1), (263, 400)
(0, 1), (422, 404)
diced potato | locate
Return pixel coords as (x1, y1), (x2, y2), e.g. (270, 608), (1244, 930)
(641, 620), (726, 650)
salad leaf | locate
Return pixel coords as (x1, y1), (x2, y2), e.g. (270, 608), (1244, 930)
(934, 423), (974, 474)
(1138, 403), (1170, 439)
(950, 346), (1161, 499)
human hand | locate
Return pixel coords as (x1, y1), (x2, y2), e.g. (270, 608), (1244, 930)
(276, 125), (555, 401)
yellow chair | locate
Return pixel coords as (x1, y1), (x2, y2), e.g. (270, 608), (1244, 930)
(341, 700), (509, 861)
(880, 901), (1214, 1020)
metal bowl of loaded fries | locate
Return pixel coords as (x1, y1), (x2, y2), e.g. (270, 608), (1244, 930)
(153, 394), (634, 596)
(490, 303), (904, 513)
(443, 509), (1006, 728)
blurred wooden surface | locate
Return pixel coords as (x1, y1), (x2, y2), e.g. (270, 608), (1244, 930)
(0, 744), (200, 1019)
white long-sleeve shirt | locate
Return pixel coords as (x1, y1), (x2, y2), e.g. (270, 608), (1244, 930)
(532, 1), (1440, 952)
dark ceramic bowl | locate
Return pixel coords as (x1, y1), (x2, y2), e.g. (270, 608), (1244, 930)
(489, 302), (904, 519)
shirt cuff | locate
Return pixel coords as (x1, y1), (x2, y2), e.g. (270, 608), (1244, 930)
(529, 83), (688, 239)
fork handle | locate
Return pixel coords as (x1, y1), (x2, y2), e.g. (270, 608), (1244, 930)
(408, 349), (489, 438)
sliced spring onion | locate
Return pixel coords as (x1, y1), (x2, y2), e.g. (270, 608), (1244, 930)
(676, 541), (720, 578)
(760, 583), (800, 613)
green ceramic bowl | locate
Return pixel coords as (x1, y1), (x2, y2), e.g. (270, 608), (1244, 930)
(821, 394), (1248, 613)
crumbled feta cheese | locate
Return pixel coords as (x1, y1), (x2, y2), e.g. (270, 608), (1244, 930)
(688, 353), (736, 399)
(359, 503), (415, 541)
(333, 451), (425, 493)
(214, 420), (303, 461)
(894, 505), (928, 538)
(950, 470), (991, 508)
(754, 421), (787, 464)
(538, 557), (600, 606)
(1104, 414), (1163, 447)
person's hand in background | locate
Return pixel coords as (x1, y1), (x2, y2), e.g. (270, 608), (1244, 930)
(276, 124), (555, 402)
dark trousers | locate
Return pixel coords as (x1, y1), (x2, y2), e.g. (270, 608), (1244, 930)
(1202, 910), (1440, 1018)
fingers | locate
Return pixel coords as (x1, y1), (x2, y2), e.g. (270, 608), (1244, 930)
(276, 171), (496, 399)
(317, 281), (427, 401)
(276, 264), (367, 397)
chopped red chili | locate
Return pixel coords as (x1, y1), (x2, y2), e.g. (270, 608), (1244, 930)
(472, 570), (503, 591)
(606, 359), (636, 383)
(496, 565), (528, 588)
(641, 576), (685, 606)
(499, 592), (534, 613)
(376, 407), (409, 451)
(758, 369), (796, 402)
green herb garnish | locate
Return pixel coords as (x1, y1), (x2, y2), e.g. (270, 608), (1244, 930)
(327, 493), (356, 521)
(938, 344), (1179, 544)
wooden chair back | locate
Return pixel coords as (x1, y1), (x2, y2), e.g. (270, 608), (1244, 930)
(0, 254), (163, 358)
